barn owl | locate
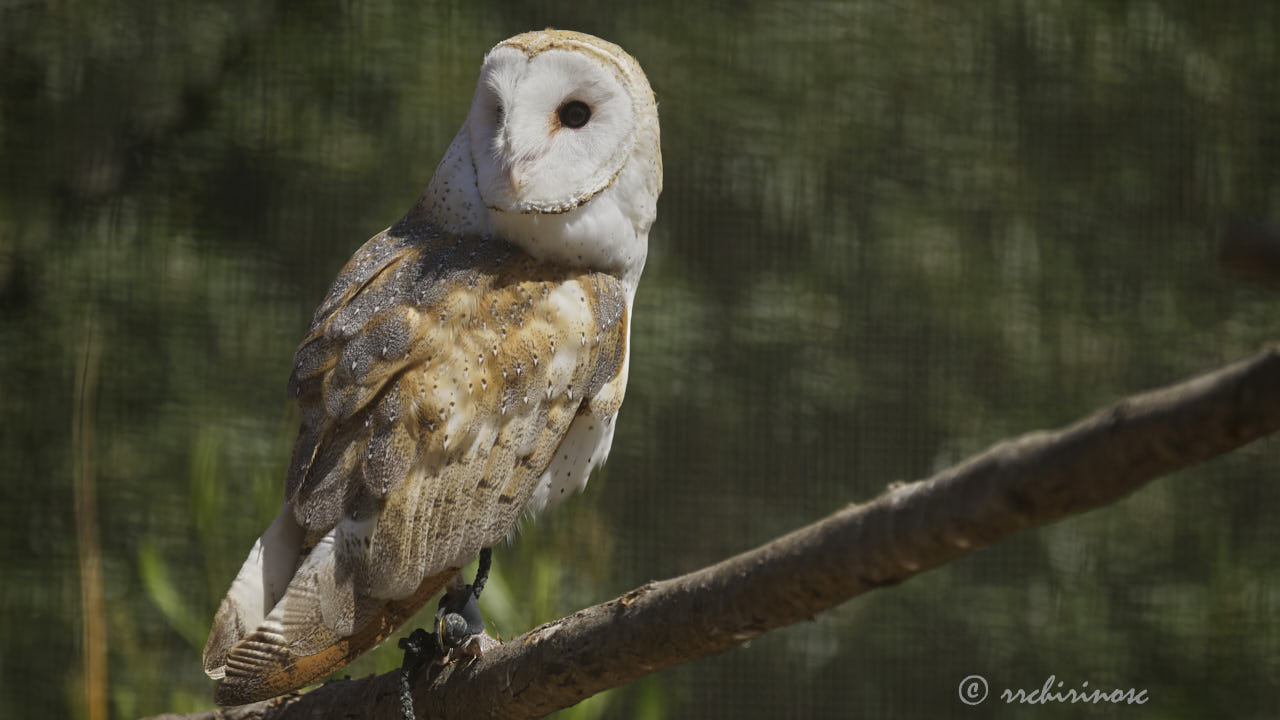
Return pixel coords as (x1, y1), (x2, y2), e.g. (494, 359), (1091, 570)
(202, 30), (661, 705)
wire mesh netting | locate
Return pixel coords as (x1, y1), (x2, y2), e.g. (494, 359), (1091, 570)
(1, 1), (1278, 718)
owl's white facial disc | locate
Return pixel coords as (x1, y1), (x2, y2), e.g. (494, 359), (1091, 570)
(469, 46), (636, 216)
(415, 31), (661, 288)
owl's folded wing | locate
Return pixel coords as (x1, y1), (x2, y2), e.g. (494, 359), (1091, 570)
(203, 225), (630, 704)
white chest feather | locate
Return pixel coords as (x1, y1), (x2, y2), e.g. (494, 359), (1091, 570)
(529, 410), (619, 514)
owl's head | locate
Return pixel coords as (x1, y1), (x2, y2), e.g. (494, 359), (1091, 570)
(420, 31), (662, 286)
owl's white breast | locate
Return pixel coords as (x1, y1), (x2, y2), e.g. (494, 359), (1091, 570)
(528, 409), (619, 515)
(488, 163), (651, 296)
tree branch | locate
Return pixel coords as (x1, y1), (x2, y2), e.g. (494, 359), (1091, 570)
(148, 344), (1280, 720)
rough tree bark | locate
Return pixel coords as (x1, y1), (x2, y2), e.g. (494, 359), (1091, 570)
(145, 344), (1280, 720)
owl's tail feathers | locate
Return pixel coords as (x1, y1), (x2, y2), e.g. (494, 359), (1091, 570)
(204, 516), (458, 706)
(203, 508), (305, 680)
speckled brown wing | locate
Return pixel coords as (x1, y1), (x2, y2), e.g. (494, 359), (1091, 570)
(203, 219), (630, 705)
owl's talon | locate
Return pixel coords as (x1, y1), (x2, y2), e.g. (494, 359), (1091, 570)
(455, 630), (501, 660)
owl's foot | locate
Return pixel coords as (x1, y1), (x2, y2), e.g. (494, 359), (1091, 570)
(396, 548), (496, 720)
(434, 547), (493, 657)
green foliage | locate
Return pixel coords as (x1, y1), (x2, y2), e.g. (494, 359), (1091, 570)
(1, 0), (1278, 718)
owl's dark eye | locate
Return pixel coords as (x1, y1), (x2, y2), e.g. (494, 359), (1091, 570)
(495, 103), (504, 123)
(558, 100), (591, 129)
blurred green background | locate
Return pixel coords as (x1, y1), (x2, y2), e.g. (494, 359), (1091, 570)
(2, 1), (1279, 718)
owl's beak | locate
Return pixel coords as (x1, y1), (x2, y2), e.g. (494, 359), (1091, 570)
(490, 154), (579, 215)
(484, 162), (527, 214)
(505, 156), (543, 198)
